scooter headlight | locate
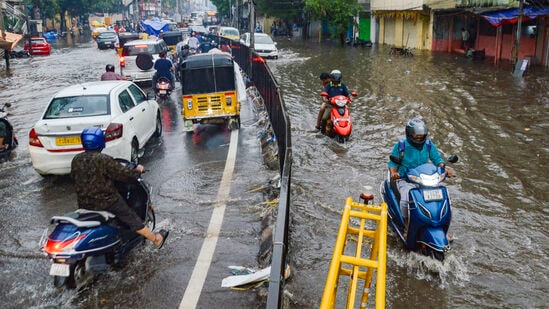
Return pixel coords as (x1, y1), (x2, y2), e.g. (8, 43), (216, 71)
(335, 98), (347, 107)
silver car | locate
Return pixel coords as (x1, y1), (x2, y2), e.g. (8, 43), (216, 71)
(120, 39), (168, 84)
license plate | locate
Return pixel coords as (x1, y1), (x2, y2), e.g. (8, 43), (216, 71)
(159, 90), (166, 94)
(56, 136), (81, 146)
(423, 189), (443, 201)
(49, 263), (70, 277)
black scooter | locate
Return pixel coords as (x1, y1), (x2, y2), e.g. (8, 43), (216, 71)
(0, 103), (18, 159)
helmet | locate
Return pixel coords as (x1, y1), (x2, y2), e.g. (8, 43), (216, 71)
(330, 70), (342, 83)
(81, 127), (105, 151)
(191, 32), (196, 37)
(105, 64), (115, 72)
(319, 72), (330, 80)
(405, 118), (429, 148)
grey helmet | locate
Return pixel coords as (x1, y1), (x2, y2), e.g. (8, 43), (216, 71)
(330, 69), (342, 83)
(105, 64), (115, 72)
(405, 118), (429, 147)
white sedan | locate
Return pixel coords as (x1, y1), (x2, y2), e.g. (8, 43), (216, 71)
(29, 81), (162, 176)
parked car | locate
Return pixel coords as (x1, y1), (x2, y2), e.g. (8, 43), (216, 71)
(96, 31), (118, 49)
(240, 32), (278, 59)
(218, 26), (239, 41)
(29, 81), (162, 176)
(24, 37), (51, 55)
(120, 39), (168, 84)
(92, 27), (108, 38)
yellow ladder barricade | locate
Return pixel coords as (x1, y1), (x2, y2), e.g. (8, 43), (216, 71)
(320, 196), (388, 309)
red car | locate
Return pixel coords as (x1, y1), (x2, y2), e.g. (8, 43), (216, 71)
(24, 37), (51, 55)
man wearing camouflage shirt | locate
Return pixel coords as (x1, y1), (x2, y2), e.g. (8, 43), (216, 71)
(71, 127), (168, 249)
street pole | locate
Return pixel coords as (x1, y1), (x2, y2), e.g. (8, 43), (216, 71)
(249, 0), (255, 72)
(513, 0), (524, 65)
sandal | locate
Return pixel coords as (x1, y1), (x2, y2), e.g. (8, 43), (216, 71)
(156, 229), (169, 249)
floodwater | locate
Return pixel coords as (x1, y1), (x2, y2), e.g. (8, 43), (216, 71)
(0, 35), (547, 308)
(266, 39), (548, 308)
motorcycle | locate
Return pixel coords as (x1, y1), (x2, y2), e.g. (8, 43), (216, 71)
(0, 103), (18, 159)
(154, 76), (173, 99)
(380, 154), (458, 261)
(319, 91), (357, 143)
(40, 160), (155, 289)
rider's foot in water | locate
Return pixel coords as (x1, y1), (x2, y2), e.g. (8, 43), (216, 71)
(154, 229), (170, 249)
(447, 232), (454, 243)
(315, 125), (320, 131)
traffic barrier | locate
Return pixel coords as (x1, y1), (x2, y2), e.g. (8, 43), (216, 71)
(320, 196), (388, 309)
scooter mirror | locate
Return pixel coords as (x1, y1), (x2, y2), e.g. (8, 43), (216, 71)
(447, 155), (458, 163)
(320, 91), (328, 97)
(351, 91), (358, 97)
(389, 155), (402, 165)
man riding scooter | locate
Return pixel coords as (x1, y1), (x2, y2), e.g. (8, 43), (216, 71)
(152, 51), (175, 93)
(315, 69), (351, 131)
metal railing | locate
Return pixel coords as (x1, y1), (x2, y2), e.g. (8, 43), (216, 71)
(231, 40), (292, 308)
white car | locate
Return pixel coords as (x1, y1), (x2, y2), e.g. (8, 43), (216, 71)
(240, 32), (278, 59)
(120, 39), (168, 83)
(29, 81), (162, 176)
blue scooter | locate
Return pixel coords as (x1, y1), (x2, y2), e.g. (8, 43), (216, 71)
(40, 160), (155, 289)
(380, 155), (458, 261)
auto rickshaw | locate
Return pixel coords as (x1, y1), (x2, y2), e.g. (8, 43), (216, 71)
(180, 51), (246, 132)
(161, 30), (184, 58)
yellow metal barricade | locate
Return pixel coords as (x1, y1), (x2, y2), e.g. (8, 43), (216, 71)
(320, 196), (388, 309)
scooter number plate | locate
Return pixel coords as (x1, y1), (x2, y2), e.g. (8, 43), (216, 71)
(423, 189), (443, 201)
(159, 90), (166, 94)
(49, 263), (70, 277)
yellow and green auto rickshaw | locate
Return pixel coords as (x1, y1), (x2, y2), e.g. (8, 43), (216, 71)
(180, 51), (246, 132)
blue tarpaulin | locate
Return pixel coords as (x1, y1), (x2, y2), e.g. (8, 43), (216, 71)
(481, 7), (549, 27)
(141, 18), (170, 36)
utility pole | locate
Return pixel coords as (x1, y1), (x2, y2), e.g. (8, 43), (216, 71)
(513, 0), (524, 65)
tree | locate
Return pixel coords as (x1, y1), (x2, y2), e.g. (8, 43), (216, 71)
(303, 0), (361, 42)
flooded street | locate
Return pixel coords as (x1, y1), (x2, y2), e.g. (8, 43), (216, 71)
(267, 40), (548, 307)
(0, 35), (548, 308)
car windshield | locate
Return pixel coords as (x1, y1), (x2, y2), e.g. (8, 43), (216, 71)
(44, 95), (110, 119)
(223, 29), (238, 36)
(255, 35), (273, 44)
(99, 32), (116, 39)
(122, 44), (160, 56)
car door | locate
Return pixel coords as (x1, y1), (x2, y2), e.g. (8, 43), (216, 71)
(115, 88), (142, 146)
(127, 83), (155, 143)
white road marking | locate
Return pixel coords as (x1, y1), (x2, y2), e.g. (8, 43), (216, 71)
(179, 129), (239, 309)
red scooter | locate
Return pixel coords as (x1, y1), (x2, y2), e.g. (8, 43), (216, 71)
(319, 91), (357, 143)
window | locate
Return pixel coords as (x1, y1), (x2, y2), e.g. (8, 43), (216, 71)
(128, 84), (147, 104)
(44, 95), (109, 119)
(118, 90), (136, 112)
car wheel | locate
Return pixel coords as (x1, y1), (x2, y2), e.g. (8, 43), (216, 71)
(136, 52), (154, 71)
(154, 113), (162, 137)
(130, 139), (139, 164)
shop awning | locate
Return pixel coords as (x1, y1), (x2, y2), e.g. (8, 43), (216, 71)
(481, 7), (549, 27)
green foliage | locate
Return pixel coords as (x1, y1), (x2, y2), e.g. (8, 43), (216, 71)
(303, 0), (361, 34)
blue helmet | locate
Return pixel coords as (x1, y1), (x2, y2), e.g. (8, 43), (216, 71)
(81, 127), (105, 151)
